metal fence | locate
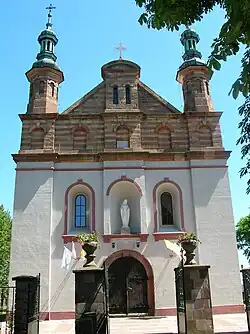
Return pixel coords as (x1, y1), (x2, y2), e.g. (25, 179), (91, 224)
(0, 286), (16, 334)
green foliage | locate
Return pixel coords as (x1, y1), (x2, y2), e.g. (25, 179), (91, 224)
(0, 205), (12, 287)
(236, 214), (250, 262)
(177, 232), (201, 246)
(77, 231), (98, 244)
(135, 0), (250, 193)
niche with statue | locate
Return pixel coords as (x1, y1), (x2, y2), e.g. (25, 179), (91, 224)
(109, 181), (141, 234)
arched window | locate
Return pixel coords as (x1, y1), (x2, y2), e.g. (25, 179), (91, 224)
(47, 41), (51, 51)
(161, 192), (174, 225)
(74, 194), (87, 228)
(188, 40), (192, 49)
(49, 82), (55, 97)
(73, 128), (87, 151)
(157, 127), (171, 150)
(113, 86), (119, 104)
(125, 85), (131, 104)
(39, 81), (45, 95)
(31, 128), (44, 149)
(116, 125), (130, 148)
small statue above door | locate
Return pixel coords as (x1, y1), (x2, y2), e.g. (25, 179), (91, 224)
(120, 199), (130, 234)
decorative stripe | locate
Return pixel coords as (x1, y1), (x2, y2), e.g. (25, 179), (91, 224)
(16, 165), (228, 172)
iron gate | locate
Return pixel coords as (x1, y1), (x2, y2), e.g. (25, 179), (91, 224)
(0, 286), (16, 334)
(241, 268), (250, 332)
(108, 257), (148, 315)
(175, 262), (187, 334)
(0, 274), (40, 334)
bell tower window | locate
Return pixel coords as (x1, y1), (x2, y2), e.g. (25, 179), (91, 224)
(125, 85), (131, 104)
(113, 86), (119, 104)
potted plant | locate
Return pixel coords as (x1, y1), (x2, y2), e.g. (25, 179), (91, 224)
(77, 232), (99, 267)
(177, 233), (201, 265)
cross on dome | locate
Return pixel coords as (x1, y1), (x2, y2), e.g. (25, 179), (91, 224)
(46, 4), (56, 30)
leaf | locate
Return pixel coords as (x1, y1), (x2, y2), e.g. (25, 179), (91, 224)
(212, 57), (221, 71)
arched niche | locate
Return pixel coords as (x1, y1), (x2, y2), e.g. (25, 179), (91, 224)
(109, 180), (141, 234)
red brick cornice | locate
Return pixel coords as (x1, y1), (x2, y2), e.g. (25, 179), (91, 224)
(19, 113), (58, 120)
(12, 150), (231, 163)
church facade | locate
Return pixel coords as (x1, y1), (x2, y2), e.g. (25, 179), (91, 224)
(9, 10), (243, 319)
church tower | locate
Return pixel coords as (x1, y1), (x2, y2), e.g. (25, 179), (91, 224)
(26, 5), (64, 114)
(176, 27), (214, 113)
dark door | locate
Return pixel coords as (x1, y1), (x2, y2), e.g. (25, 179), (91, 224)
(108, 257), (148, 315)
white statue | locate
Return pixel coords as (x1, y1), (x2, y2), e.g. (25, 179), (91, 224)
(120, 199), (130, 228)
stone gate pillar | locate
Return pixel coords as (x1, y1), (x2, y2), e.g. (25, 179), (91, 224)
(184, 265), (214, 333)
(12, 275), (40, 334)
(73, 267), (109, 334)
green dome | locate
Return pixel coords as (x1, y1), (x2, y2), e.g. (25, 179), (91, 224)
(31, 6), (60, 70)
(179, 26), (205, 70)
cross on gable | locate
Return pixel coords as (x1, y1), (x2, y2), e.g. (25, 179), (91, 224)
(115, 43), (126, 60)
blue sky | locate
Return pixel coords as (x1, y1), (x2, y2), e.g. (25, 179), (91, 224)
(0, 1), (249, 264)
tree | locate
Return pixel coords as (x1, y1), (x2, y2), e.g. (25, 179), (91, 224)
(135, 0), (250, 193)
(236, 214), (250, 263)
(0, 205), (12, 287)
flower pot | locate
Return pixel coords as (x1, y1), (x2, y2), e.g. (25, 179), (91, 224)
(82, 242), (98, 267)
(181, 240), (197, 265)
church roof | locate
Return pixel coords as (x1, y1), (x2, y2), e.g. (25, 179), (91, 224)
(62, 80), (180, 115)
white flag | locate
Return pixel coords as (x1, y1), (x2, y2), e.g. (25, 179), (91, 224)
(164, 240), (182, 258)
(71, 241), (76, 260)
(61, 246), (72, 270)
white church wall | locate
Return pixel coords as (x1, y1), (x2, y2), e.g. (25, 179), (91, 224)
(10, 159), (243, 314)
(9, 166), (54, 314)
(50, 169), (103, 313)
(190, 166), (243, 306)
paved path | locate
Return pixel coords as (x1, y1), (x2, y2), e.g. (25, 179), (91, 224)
(38, 313), (248, 333)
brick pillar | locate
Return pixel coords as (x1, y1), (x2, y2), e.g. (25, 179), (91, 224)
(73, 267), (108, 334)
(12, 275), (40, 334)
(184, 265), (214, 333)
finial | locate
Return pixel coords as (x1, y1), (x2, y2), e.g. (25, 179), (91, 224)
(46, 4), (56, 30)
(115, 43), (126, 60)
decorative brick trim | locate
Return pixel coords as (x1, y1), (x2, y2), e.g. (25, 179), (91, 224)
(104, 249), (155, 316)
(41, 304), (244, 320)
(106, 176), (143, 196)
(153, 232), (186, 241)
(102, 234), (149, 243)
(155, 305), (244, 317)
(64, 179), (96, 235)
(41, 312), (75, 321)
(62, 235), (78, 243)
(212, 304), (244, 314)
(12, 150), (231, 163)
(15, 165), (228, 172)
(155, 308), (177, 316)
(153, 179), (185, 233)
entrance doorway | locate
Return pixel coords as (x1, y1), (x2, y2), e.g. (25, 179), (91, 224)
(108, 256), (149, 315)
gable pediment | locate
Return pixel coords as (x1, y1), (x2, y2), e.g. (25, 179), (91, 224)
(62, 82), (105, 115)
(138, 82), (180, 114)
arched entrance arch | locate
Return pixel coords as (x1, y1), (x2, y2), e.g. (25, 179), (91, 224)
(104, 250), (155, 315)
